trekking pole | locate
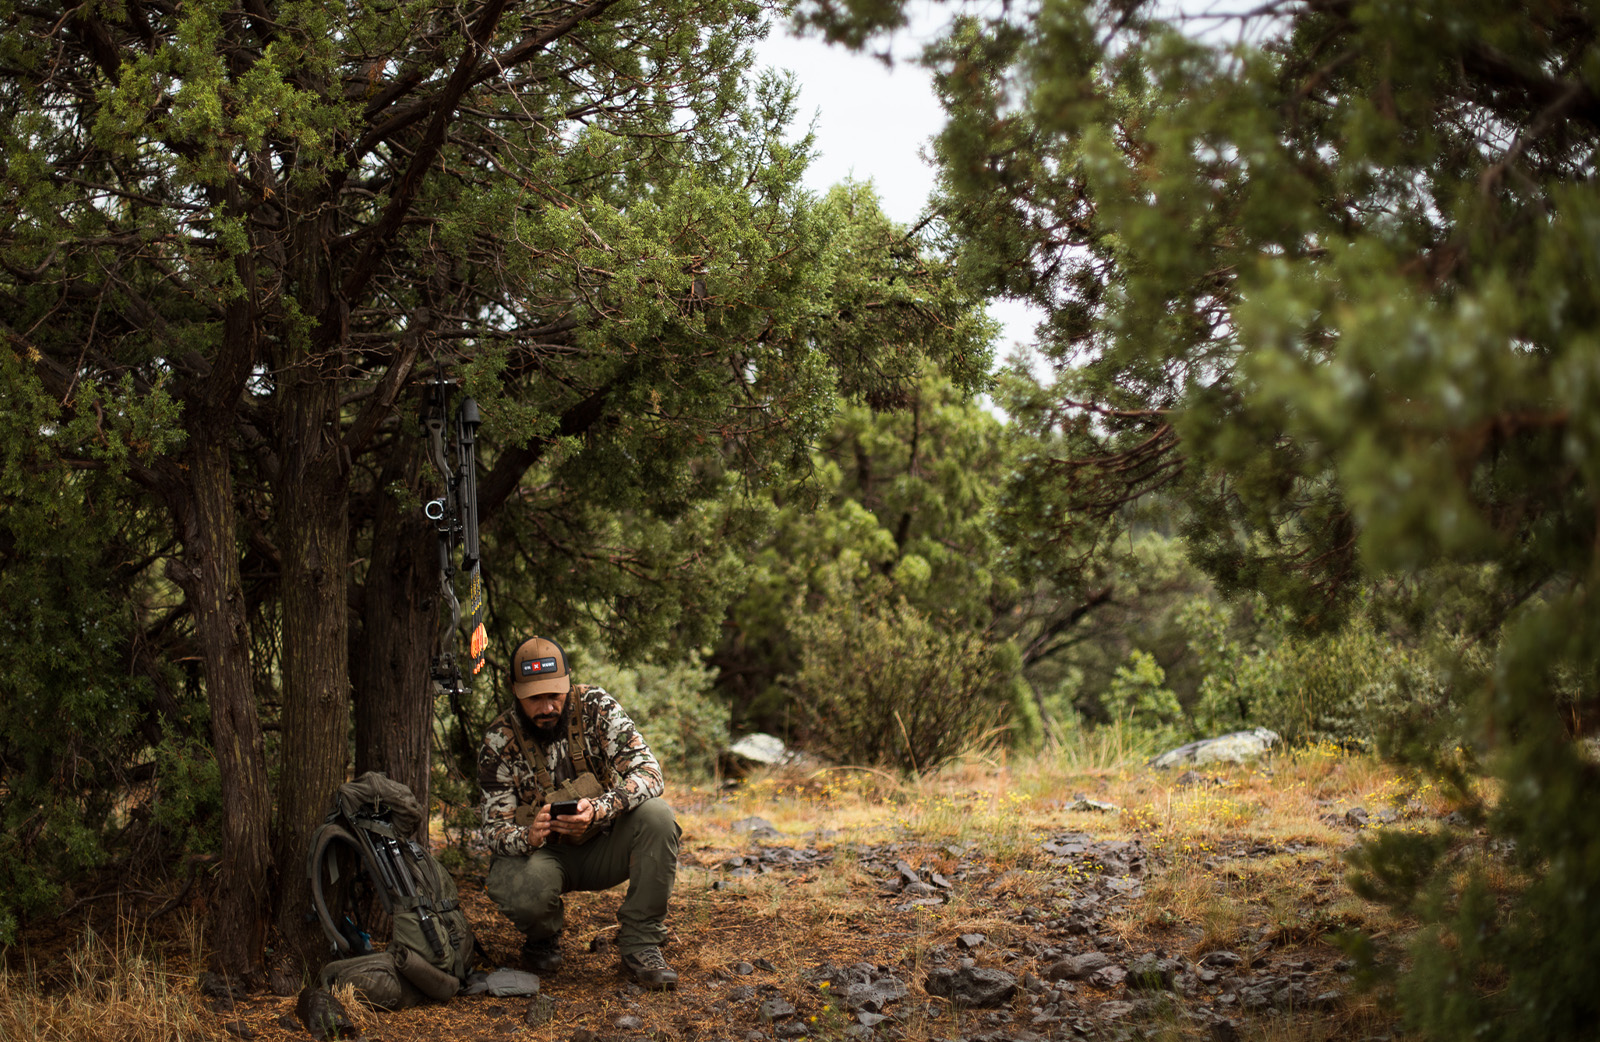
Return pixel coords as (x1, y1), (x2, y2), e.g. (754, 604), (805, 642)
(351, 816), (404, 913)
(380, 833), (447, 959)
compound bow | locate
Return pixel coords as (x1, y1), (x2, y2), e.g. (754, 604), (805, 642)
(422, 367), (486, 700)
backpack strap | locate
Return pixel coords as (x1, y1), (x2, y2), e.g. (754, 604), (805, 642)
(567, 690), (594, 778)
(506, 692), (595, 793)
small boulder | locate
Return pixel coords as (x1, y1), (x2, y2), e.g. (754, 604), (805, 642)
(1043, 952), (1112, 981)
(924, 966), (1017, 1008)
(759, 997), (797, 1021)
(1149, 729), (1281, 769)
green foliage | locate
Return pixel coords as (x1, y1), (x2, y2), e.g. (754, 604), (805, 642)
(0, 352), (199, 941)
(142, 735), (224, 860)
(1099, 650), (1183, 748)
(785, 593), (1012, 773)
(1183, 599), (1457, 750)
(795, 0), (1600, 1031)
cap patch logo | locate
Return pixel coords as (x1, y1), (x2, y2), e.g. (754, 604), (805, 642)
(521, 656), (559, 677)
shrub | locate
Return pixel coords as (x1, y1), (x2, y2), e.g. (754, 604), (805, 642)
(1099, 650), (1185, 749)
(784, 596), (1014, 773)
(1185, 600), (1454, 748)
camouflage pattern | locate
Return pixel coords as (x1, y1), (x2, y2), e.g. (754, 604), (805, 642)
(479, 684), (664, 857)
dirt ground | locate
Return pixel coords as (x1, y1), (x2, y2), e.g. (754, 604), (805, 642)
(5, 759), (1415, 1042)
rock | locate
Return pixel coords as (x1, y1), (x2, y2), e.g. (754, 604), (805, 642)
(775, 1021), (809, 1038)
(1065, 795), (1118, 812)
(726, 733), (790, 766)
(733, 816), (782, 840)
(728, 985), (757, 1002)
(840, 978), (908, 1013)
(1344, 807), (1370, 827)
(1198, 950), (1243, 969)
(856, 1012), (887, 1027)
(1097, 1000), (1137, 1020)
(221, 1021), (256, 1039)
(759, 997), (797, 1021)
(571, 1031), (600, 1042)
(957, 933), (987, 950)
(614, 1014), (645, 1030)
(733, 962), (756, 975)
(295, 986), (354, 1040)
(1043, 952), (1112, 981)
(1149, 728), (1281, 769)
(755, 958), (777, 972)
(1175, 770), (1205, 787)
(1088, 965), (1127, 989)
(198, 973), (242, 1000)
(924, 966), (1017, 1008)
(275, 1014), (300, 1033)
(482, 968), (541, 996)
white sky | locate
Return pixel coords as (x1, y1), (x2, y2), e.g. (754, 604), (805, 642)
(752, 17), (1045, 361)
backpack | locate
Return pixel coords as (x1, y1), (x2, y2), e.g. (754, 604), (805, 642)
(306, 772), (475, 1008)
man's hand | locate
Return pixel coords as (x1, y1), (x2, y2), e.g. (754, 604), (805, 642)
(523, 803), (554, 848)
(548, 797), (596, 838)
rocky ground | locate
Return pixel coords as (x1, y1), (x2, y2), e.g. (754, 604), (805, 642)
(10, 756), (1419, 1042)
(178, 790), (1401, 1042)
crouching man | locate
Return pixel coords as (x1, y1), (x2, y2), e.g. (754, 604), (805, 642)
(479, 635), (680, 988)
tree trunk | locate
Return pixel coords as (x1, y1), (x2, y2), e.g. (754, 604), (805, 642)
(271, 217), (354, 968)
(352, 425), (439, 824)
(174, 434), (273, 981)
(164, 271), (273, 979)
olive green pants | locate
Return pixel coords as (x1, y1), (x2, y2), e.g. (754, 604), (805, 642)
(486, 797), (679, 956)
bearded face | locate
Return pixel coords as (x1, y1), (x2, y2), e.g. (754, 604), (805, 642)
(519, 690), (570, 741)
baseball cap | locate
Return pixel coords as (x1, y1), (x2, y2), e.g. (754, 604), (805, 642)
(511, 636), (571, 699)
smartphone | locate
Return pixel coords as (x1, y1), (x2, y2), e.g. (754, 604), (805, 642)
(549, 800), (580, 818)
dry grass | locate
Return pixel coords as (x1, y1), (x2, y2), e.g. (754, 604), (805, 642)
(5, 743), (1462, 1042)
(0, 918), (208, 1042)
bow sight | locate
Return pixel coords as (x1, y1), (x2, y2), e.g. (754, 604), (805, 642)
(423, 368), (486, 697)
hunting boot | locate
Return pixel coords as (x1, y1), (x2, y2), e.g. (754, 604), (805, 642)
(620, 946), (677, 990)
(521, 932), (564, 974)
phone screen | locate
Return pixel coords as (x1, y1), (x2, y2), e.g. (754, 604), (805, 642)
(549, 800), (580, 817)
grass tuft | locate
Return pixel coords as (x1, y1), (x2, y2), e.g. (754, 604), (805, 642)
(0, 919), (207, 1042)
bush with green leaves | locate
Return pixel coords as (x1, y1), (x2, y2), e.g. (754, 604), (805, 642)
(784, 595), (1020, 773)
(1183, 599), (1455, 749)
(1099, 650), (1185, 749)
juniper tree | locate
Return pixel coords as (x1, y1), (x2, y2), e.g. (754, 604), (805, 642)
(0, 0), (991, 978)
(798, 0), (1600, 1034)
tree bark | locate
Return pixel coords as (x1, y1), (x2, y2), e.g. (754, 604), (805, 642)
(163, 274), (273, 980)
(172, 434), (273, 981)
(271, 214), (354, 968)
(352, 424), (438, 823)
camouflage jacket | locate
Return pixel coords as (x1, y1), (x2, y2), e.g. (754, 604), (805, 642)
(478, 684), (664, 857)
